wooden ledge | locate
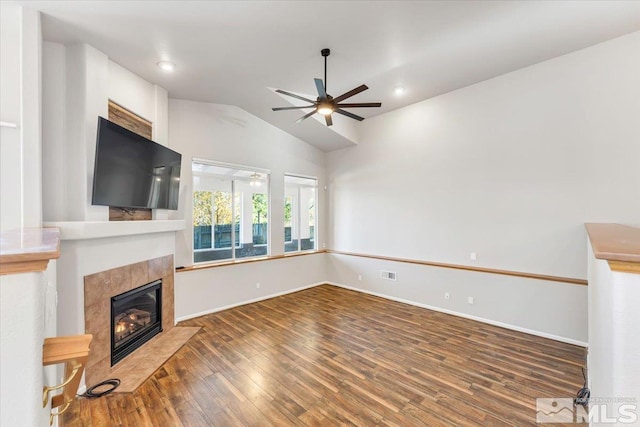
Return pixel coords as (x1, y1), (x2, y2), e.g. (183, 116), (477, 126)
(177, 250), (326, 273)
(585, 223), (640, 274)
(0, 228), (60, 275)
(327, 250), (587, 285)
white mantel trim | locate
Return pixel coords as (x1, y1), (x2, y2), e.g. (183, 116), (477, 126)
(44, 220), (184, 240)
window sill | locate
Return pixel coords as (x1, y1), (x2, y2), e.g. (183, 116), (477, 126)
(176, 249), (326, 273)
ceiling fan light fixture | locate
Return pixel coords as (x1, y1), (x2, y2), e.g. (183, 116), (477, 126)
(249, 173), (262, 187)
(272, 48), (381, 126)
(317, 103), (334, 115)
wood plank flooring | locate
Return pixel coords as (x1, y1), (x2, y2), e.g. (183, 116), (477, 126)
(62, 285), (586, 426)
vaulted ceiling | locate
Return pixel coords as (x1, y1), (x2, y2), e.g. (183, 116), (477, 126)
(21, 0), (640, 151)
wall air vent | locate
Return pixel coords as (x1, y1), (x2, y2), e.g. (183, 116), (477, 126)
(380, 270), (397, 281)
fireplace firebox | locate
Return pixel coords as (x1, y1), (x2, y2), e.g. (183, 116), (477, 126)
(111, 279), (162, 365)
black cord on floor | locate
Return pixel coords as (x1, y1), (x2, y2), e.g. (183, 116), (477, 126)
(80, 378), (121, 398)
(574, 367), (590, 406)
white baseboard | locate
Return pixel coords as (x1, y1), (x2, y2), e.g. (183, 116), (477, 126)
(325, 281), (588, 347)
(175, 282), (326, 322)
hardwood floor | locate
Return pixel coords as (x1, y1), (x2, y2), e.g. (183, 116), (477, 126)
(63, 285), (586, 426)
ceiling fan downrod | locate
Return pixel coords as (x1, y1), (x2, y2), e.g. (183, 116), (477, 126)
(321, 48), (330, 94)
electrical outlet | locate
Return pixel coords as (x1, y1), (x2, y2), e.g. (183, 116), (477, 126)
(470, 252), (477, 261)
(256, 282), (260, 289)
(468, 296), (474, 305)
(445, 292), (450, 300)
(358, 274), (362, 281)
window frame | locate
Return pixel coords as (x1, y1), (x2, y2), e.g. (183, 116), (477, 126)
(284, 195), (294, 244)
(192, 158), (270, 264)
(284, 173), (318, 254)
(192, 189), (242, 252)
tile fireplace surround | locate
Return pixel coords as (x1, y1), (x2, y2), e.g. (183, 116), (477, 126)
(84, 255), (176, 386)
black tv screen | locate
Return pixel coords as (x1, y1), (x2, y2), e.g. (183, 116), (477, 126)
(92, 117), (182, 210)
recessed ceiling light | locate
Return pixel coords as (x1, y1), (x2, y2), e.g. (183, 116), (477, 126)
(157, 61), (176, 72)
(393, 86), (405, 96)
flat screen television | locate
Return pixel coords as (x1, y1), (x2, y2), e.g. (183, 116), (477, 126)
(92, 117), (182, 210)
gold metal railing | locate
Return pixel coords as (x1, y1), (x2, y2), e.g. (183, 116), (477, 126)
(42, 334), (92, 425)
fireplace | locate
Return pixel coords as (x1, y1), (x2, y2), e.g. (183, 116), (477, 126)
(111, 279), (162, 365)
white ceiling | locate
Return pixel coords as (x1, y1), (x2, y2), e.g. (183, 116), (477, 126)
(20, 1), (640, 151)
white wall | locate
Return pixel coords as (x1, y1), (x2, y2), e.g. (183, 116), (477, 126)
(108, 61), (156, 124)
(41, 43), (170, 222)
(42, 42), (67, 222)
(176, 253), (326, 320)
(169, 99), (328, 317)
(0, 273), (47, 427)
(0, 2), (22, 231)
(327, 254), (587, 344)
(0, 3), (50, 426)
(1, 2), (42, 230)
(67, 43), (109, 222)
(326, 32), (640, 344)
(587, 245), (615, 399)
(169, 99), (327, 267)
(588, 245), (640, 417)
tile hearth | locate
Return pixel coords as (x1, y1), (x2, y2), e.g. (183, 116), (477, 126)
(107, 326), (199, 393)
(83, 255), (198, 391)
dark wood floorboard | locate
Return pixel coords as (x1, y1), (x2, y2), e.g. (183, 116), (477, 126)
(63, 285), (586, 426)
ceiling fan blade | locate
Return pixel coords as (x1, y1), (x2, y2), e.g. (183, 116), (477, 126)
(325, 114), (333, 127)
(314, 78), (327, 100)
(275, 89), (316, 104)
(334, 108), (365, 121)
(295, 110), (317, 123)
(272, 105), (315, 111)
(336, 102), (382, 108)
(333, 84), (368, 103)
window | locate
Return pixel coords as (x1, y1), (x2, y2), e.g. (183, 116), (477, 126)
(284, 175), (317, 253)
(192, 160), (269, 263)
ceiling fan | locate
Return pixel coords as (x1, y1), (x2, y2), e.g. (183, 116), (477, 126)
(272, 48), (381, 126)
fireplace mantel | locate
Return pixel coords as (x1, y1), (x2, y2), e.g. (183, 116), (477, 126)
(43, 220), (184, 241)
